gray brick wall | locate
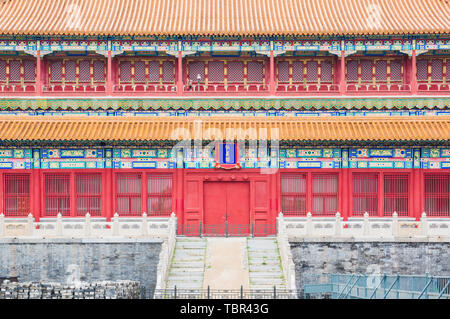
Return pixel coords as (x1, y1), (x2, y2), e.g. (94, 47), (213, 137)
(290, 241), (450, 296)
(0, 239), (162, 298)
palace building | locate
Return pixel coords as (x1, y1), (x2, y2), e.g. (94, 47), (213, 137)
(0, 0), (449, 236)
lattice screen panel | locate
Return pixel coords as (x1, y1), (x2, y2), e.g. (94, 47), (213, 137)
(281, 174), (307, 216)
(79, 60), (91, 83)
(0, 60), (5, 81)
(352, 174), (378, 216)
(119, 61), (132, 82)
(228, 61), (244, 82)
(65, 61), (77, 82)
(208, 61), (225, 82)
(76, 174), (102, 217)
(134, 61), (146, 82)
(312, 174), (338, 216)
(23, 60), (35, 82)
(162, 61), (175, 82)
(93, 60), (105, 82)
(384, 174), (409, 216)
(50, 61), (63, 82)
(147, 174), (172, 217)
(116, 173), (142, 216)
(188, 61), (205, 82)
(431, 59), (443, 81)
(417, 59), (428, 81)
(4, 174), (30, 217)
(148, 61), (159, 82)
(424, 174), (450, 217)
(9, 60), (21, 82)
(44, 174), (71, 217)
(247, 61), (263, 82)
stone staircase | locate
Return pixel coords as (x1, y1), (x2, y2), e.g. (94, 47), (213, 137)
(166, 237), (207, 289)
(247, 237), (286, 289)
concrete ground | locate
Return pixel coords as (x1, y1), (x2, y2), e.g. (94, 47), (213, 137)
(202, 237), (250, 289)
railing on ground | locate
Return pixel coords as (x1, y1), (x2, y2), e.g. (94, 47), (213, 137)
(184, 83), (269, 93)
(153, 286), (298, 299)
(417, 82), (450, 93)
(177, 222), (276, 237)
(0, 83), (36, 93)
(346, 83), (411, 93)
(304, 274), (450, 299)
(43, 83), (106, 93)
(114, 83), (177, 93)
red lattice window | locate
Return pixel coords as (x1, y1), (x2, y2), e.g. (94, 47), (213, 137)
(93, 60), (105, 82)
(384, 174), (409, 216)
(306, 61), (319, 82)
(390, 60), (403, 82)
(347, 60), (359, 82)
(79, 60), (91, 83)
(361, 60), (373, 82)
(312, 174), (338, 216)
(4, 174), (30, 217)
(431, 59), (443, 81)
(278, 61), (290, 82)
(134, 61), (146, 82)
(321, 61), (333, 83)
(188, 61), (205, 82)
(292, 61), (304, 82)
(148, 61), (159, 82)
(417, 59), (428, 81)
(147, 175), (172, 217)
(44, 174), (70, 217)
(424, 174), (450, 217)
(76, 174), (102, 217)
(376, 60), (387, 81)
(352, 174), (378, 216)
(50, 61), (63, 82)
(9, 60), (21, 82)
(65, 61), (77, 82)
(247, 61), (263, 82)
(162, 61), (175, 82)
(228, 61), (244, 82)
(209, 61), (225, 82)
(281, 174), (307, 216)
(23, 60), (36, 82)
(119, 61), (132, 82)
(116, 173), (142, 216)
(447, 60), (450, 81)
(0, 60), (6, 82)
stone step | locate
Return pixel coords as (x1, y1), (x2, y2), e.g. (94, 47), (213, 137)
(170, 261), (205, 268)
(250, 278), (285, 285)
(247, 251), (280, 258)
(167, 274), (204, 282)
(248, 265), (283, 272)
(250, 285), (287, 290)
(166, 282), (204, 289)
(175, 244), (207, 250)
(176, 238), (206, 243)
(169, 270), (204, 277)
(249, 272), (284, 279)
(248, 258), (280, 266)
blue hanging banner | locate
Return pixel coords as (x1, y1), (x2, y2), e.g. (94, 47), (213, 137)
(219, 143), (236, 165)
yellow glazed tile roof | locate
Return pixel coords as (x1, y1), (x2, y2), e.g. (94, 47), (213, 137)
(0, 116), (448, 141)
(0, 0), (448, 36)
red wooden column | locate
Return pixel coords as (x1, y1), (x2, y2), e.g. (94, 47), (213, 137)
(32, 169), (41, 221)
(340, 50), (346, 95)
(341, 168), (350, 221)
(36, 50), (42, 95)
(106, 50), (113, 95)
(411, 49), (418, 95)
(412, 169), (423, 220)
(177, 51), (184, 95)
(104, 168), (113, 221)
(269, 50), (276, 95)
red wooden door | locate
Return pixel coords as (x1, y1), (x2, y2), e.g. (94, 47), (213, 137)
(203, 182), (250, 236)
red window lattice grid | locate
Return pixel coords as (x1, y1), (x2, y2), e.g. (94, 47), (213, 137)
(228, 61), (244, 82)
(116, 173), (142, 216)
(93, 60), (105, 82)
(208, 61), (225, 82)
(321, 61), (333, 83)
(312, 174), (338, 216)
(247, 61), (264, 82)
(431, 59), (443, 81)
(79, 60), (91, 83)
(0, 60), (6, 82)
(188, 61), (205, 82)
(50, 61), (63, 82)
(383, 174), (409, 217)
(347, 60), (359, 82)
(162, 61), (175, 82)
(66, 61), (77, 82)
(447, 60), (450, 81)
(424, 174), (450, 217)
(119, 61), (132, 82)
(417, 59), (428, 81)
(76, 174), (102, 217)
(375, 60), (387, 82)
(4, 174), (30, 217)
(44, 174), (70, 217)
(147, 175), (172, 217)
(134, 61), (146, 83)
(9, 60), (21, 82)
(306, 61), (319, 82)
(292, 61), (304, 82)
(360, 60), (373, 82)
(148, 61), (159, 82)
(281, 174), (307, 216)
(23, 60), (35, 82)
(390, 60), (403, 82)
(352, 173), (378, 217)
(277, 61), (289, 82)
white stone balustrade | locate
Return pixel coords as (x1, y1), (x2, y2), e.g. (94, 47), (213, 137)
(0, 212), (175, 239)
(281, 212), (450, 241)
(276, 213), (297, 292)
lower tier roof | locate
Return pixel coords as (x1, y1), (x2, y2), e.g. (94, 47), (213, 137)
(0, 116), (448, 142)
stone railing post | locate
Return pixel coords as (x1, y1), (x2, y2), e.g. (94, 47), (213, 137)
(27, 213), (34, 236)
(363, 212), (370, 236)
(420, 212), (428, 236)
(0, 213), (5, 237)
(56, 213), (63, 236)
(306, 212), (313, 237)
(112, 213), (119, 236)
(335, 212), (342, 237)
(276, 212), (284, 236)
(84, 213), (91, 237)
(141, 212), (149, 236)
(392, 211), (399, 237)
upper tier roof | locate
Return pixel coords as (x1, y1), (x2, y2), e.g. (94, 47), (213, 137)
(0, 0), (448, 37)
